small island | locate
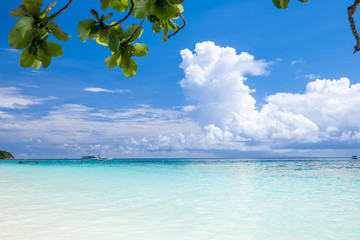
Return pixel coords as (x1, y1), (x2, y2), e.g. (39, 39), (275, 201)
(0, 150), (15, 159)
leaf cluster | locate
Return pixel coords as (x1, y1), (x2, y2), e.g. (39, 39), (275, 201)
(9, 0), (70, 69)
(9, 0), (186, 77)
(78, 0), (185, 77)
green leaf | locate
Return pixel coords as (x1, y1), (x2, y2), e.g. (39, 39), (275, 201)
(102, 13), (113, 22)
(32, 59), (42, 69)
(20, 46), (36, 67)
(24, 0), (43, 8)
(108, 29), (121, 52)
(132, 43), (148, 56)
(77, 19), (97, 42)
(176, 4), (184, 13)
(99, 29), (110, 44)
(18, 4), (28, 13)
(104, 52), (121, 68)
(96, 29), (111, 46)
(272, 0), (290, 9)
(48, 22), (71, 41)
(22, 0), (33, 9)
(120, 53), (138, 77)
(23, 0), (43, 17)
(44, 41), (63, 57)
(100, 0), (111, 10)
(110, 0), (129, 12)
(37, 47), (51, 68)
(96, 37), (108, 46)
(132, 0), (152, 19)
(9, 27), (34, 50)
(40, 2), (56, 17)
(15, 17), (35, 37)
(123, 24), (144, 44)
(114, 23), (125, 39)
(150, 0), (177, 20)
(150, 18), (161, 33)
(10, 9), (25, 18)
(90, 9), (100, 21)
(167, 19), (178, 31)
(89, 25), (100, 40)
(162, 24), (169, 43)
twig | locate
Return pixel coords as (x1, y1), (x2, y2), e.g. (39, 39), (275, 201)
(104, 0), (134, 30)
(348, 0), (360, 53)
(121, 17), (146, 45)
(167, 12), (187, 39)
(40, 0), (74, 31)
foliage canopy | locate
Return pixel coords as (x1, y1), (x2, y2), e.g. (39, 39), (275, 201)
(8, 0), (360, 77)
(9, 0), (187, 77)
(0, 150), (15, 159)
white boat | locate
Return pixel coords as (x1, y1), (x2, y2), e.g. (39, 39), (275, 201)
(98, 155), (112, 161)
(81, 155), (111, 161)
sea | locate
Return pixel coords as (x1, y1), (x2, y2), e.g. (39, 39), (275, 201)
(0, 158), (359, 240)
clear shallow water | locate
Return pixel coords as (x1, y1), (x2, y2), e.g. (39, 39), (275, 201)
(0, 159), (360, 240)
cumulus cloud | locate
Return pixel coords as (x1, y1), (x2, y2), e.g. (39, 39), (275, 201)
(180, 41), (269, 128)
(83, 87), (130, 93)
(179, 42), (317, 143)
(0, 87), (55, 109)
(179, 41), (360, 149)
(266, 78), (360, 141)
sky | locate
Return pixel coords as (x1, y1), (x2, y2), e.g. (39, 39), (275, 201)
(1, 0), (360, 158)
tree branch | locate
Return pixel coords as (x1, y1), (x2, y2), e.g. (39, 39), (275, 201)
(348, 0), (360, 53)
(167, 12), (187, 40)
(121, 17), (146, 46)
(41, 0), (74, 31)
(104, 0), (134, 30)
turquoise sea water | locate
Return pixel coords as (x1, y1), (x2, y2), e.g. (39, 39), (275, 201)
(0, 159), (360, 240)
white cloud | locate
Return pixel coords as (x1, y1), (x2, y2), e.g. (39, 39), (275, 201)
(1, 48), (20, 53)
(179, 42), (317, 143)
(0, 87), (55, 109)
(179, 41), (360, 148)
(180, 41), (269, 128)
(83, 87), (130, 93)
(182, 105), (198, 112)
(0, 111), (13, 119)
(303, 74), (320, 80)
(266, 78), (360, 140)
(291, 59), (306, 65)
(23, 70), (48, 76)
(0, 103), (201, 147)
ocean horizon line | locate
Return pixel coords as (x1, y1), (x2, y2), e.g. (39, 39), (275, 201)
(4, 157), (358, 161)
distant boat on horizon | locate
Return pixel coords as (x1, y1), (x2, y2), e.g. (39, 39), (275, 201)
(352, 155), (358, 159)
(18, 161), (40, 164)
(81, 155), (111, 161)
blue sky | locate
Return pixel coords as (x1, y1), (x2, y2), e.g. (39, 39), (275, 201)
(1, 0), (360, 158)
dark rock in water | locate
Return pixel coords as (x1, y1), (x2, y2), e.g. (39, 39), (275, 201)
(0, 150), (15, 159)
